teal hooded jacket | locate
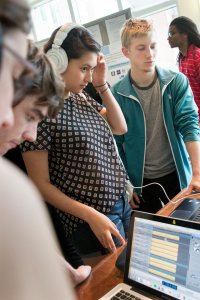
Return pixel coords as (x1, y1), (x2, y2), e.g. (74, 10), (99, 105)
(112, 66), (200, 192)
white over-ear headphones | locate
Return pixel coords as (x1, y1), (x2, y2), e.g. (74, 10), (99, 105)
(46, 23), (83, 74)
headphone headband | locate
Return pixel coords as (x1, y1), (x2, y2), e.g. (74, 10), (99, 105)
(53, 23), (83, 47)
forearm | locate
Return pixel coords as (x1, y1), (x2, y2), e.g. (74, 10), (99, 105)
(34, 180), (97, 223)
(91, 54), (127, 134)
(185, 141), (200, 176)
(22, 150), (99, 224)
(96, 84), (127, 134)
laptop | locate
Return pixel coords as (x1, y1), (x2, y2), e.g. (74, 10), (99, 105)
(170, 197), (200, 222)
(99, 211), (200, 300)
(116, 198), (200, 273)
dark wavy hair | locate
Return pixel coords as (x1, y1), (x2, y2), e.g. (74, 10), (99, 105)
(44, 24), (101, 60)
(170, 16), (200, 48)
(0, 0), (31, 34)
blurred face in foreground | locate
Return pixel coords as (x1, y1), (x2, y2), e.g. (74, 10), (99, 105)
(0, 95), (47, 155)
(0, 29), (35, 129)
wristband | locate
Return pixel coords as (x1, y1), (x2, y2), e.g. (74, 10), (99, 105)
(94, 82), (106, 88)
(98, 86), (109, 95)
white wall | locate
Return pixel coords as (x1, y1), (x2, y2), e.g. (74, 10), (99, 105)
(176, 0), (200, 30)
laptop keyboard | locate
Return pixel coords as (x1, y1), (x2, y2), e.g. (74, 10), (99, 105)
(191, 206), (200, 222)
(170, 198), (200, 222)
(110, 289), (142, 300)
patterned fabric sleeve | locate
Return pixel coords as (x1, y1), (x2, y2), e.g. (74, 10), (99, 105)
(83, 91), (103, 113)
(20, 118), (52, 153)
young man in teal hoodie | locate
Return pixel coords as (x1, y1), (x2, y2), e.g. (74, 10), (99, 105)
(112, 18), (200, 213)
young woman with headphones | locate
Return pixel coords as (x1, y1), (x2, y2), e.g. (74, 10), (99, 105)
(21, 23), (132, 255)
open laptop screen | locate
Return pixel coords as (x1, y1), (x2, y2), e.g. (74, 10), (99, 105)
(125, 212), (200, 300)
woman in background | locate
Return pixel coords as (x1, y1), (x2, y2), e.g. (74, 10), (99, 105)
(168, 16), (200, 119)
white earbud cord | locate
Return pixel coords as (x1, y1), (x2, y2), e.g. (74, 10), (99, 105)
(133, 182), (200, 205)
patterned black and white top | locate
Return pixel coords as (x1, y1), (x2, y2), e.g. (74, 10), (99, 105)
(21, 92), (127, 234)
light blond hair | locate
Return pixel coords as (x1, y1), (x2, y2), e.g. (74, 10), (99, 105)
(121, 18), (153, 48)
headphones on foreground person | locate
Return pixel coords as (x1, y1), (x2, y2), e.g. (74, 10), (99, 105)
(46, 23), (83, 74)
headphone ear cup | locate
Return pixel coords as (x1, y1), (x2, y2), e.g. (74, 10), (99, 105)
(46, 47), (68, 74)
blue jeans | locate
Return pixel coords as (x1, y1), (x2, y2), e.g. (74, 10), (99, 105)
(72, 194), (132, 254)
(105, 193), (131, 246)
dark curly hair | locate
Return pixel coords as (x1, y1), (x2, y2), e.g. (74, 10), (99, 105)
(170, 16), (200, 48)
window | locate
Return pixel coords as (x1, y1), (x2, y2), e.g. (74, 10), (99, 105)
(31, 0), (71, 41)
(121, 0), (172, 10)
(30, 0), (178, 71)
(71, 0), (119, 24)
(147, 6), (179, 70)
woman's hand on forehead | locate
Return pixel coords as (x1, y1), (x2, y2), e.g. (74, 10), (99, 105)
(92, 53), (106, 86)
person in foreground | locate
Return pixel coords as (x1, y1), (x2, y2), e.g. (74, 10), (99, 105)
(21, 22), (131, 255)
(168, 16), (200, 120)
(112, 18), (200, 213)
(1, 44), (91, 285)
(0, 45), (63, 155)
(0, 0), (76, 298)
(0, 159), (76, 300)
(0, 0), (33, 128)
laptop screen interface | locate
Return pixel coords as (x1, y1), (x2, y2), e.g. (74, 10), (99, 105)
(128, 217), (200, 300)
